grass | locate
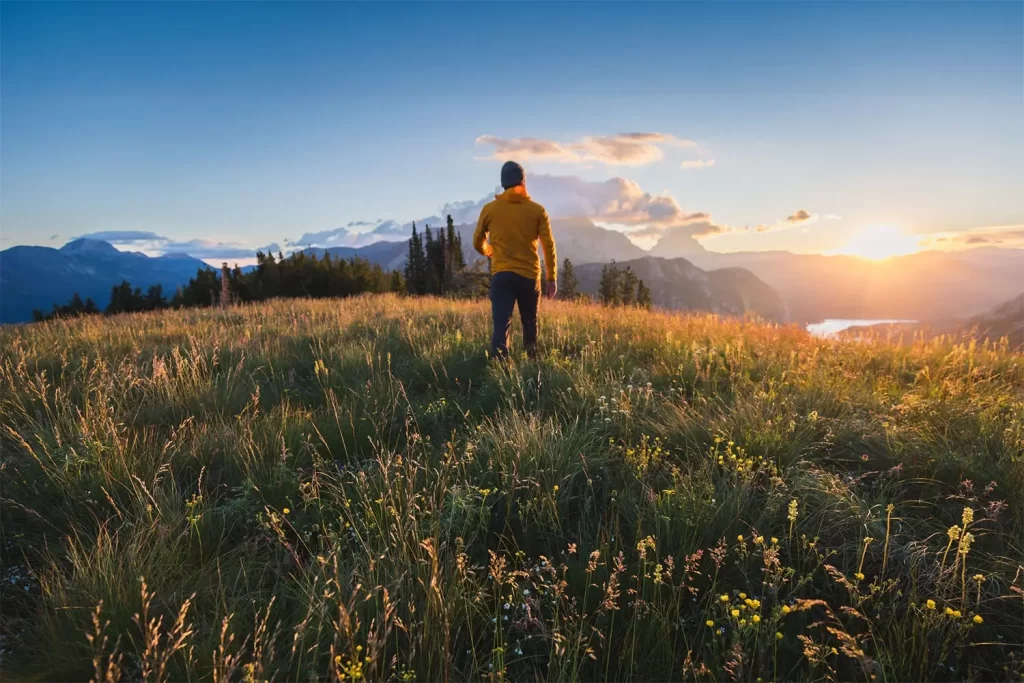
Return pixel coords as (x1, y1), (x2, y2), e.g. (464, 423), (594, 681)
(1, 294), (1022, 682)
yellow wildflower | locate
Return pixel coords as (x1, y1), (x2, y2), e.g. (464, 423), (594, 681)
(776, 631), (784, 640)
(925, 599), (936, 610)
(782, 605), (791, 614)
(706, 620), (714, 627)
(720, 594), (729, 603)
(973, 615), (983, 624)
(283, 507), (290, 515)
(731, 609), (740, 618)
(753, 615), (761, 623)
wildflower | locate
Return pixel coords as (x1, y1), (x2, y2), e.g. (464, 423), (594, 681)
(706, 620), (715, 627)
(973, 615), (983, 624)
(855, 572), (865, 581)
(787, 499), (799, 523)
(947, 525), (961, 541)
(771, 537), (778, 545)
(958, 532), (975, 556)
(720, 594), (729, 603)
(552, 485), (559, 493)
(926, 599), (936, 610)
(962, 506), (974, 528)
(731, 609), (740, 618)
(781, 605), (791, 615)
(282, 507), (290, 515)
(750, 599), (761, 609)
(752, 615), (761, 624)
(945, 607), (955, 616)
(737, 535), (744, 542)
(754, 536), (765, 545)
(953, 610), (962, 618)
(776, 631), (784, 640)
(739, 592), (747, 600)
(740, 618), (747, 625)
(973, 574), (985, 583)
(336, 655), (342, 663)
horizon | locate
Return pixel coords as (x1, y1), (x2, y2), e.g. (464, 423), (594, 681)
(2, 2), (1023, 263)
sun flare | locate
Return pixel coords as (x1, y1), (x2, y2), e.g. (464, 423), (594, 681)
(839, 225), (921, 260)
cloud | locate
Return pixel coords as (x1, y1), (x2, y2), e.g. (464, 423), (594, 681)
(786, 209), (814, 224)
(919, 224), (1024, 250)
(680, 159), (716, 170)
(436, 174), (719, 234)
(79, 230), (165, 242)
(751, 209), (840, 233)
(475, 132), (697, 166)
(76, 231), (278, 260)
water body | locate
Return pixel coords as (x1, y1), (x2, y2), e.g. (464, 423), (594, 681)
(806, 319), (917, 337)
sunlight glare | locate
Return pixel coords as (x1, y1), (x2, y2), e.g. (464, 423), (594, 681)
(839, 225), (921, 260)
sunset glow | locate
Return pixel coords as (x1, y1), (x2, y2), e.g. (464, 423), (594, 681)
(837, 225), (922, 260)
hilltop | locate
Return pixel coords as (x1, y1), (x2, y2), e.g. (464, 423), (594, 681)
(1, 295), (1021, 681)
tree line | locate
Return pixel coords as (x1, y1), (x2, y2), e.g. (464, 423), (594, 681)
(34, 215), (652, 321)
(33, 250), (402, 322)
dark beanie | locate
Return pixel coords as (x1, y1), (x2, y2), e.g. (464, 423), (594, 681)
(500, 161), (525, 189)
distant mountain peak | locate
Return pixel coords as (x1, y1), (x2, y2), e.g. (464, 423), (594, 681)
(60, 238), (120, 255)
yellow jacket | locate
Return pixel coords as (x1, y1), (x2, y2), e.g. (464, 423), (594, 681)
(473, 186), (557, 282)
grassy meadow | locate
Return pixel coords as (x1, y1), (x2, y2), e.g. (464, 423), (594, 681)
(1, 294), (1022, 682)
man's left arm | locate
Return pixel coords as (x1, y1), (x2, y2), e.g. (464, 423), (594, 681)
(538, 208), (557, 296)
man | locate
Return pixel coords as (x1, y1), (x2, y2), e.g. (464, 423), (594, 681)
(473, 161), (557, 359)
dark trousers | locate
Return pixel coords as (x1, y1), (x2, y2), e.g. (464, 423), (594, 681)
(490, 271), (540, 358)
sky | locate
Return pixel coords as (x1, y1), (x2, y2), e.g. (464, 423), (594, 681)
(2, 1), (1023, 262)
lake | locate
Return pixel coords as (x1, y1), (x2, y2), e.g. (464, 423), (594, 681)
(806, 319), (917, 337)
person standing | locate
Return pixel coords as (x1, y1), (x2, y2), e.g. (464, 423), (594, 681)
(473, 161), (557, 359)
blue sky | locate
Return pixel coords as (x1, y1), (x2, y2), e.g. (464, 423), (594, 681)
(2, 1), (1022, 260)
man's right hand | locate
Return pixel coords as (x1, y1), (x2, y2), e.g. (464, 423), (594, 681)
(545, 280), (557, 298)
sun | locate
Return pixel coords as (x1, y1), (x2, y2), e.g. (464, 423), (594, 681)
(838, 225), (922, 260)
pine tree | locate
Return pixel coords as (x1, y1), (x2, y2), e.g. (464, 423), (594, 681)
(599, 262), (621, 305)
(620, 267), (638, 306)
(389, 270), (404, 293)
(559, 258), (579, 300)
(447, 214), (465, 270)
(405, 222), (426, 295)
(636, 280), (652, 309)
(423, 226), (441, 294)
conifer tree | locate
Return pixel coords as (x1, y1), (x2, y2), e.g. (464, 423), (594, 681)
(599, 262), (621, 305)
(636, 280), (652, 309)
(620, 267), (638, 306)
(559, 258), (579, 300)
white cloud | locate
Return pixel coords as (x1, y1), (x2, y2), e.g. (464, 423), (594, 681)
(77, 231), (280, 260)
(475, 133), (697, 166)
(437, 174), (721, 234)
(680, 159), (716, 170)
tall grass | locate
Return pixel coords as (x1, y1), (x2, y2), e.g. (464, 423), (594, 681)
(1, 294), (1022, 681)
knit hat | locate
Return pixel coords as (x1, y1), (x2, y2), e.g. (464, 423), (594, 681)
(500, 161), (525, 189)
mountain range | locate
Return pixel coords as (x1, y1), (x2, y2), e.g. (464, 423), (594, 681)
(2, 220), (1021, 329)
(0, 239), (210, 323)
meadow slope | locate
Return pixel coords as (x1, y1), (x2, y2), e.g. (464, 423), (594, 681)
(1, 295), (1022, 682)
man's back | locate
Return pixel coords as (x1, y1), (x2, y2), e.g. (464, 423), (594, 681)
(474, 187), (557, 283)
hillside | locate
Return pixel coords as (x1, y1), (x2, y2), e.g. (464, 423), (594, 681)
(842, 293), (1024, 348)
(0, 239), (210, 323)
(1, 295), (1021, 681)
(684, 248), (1022, 323)
(966, 293), (1024, 347)
(576, 256), (787, 322)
